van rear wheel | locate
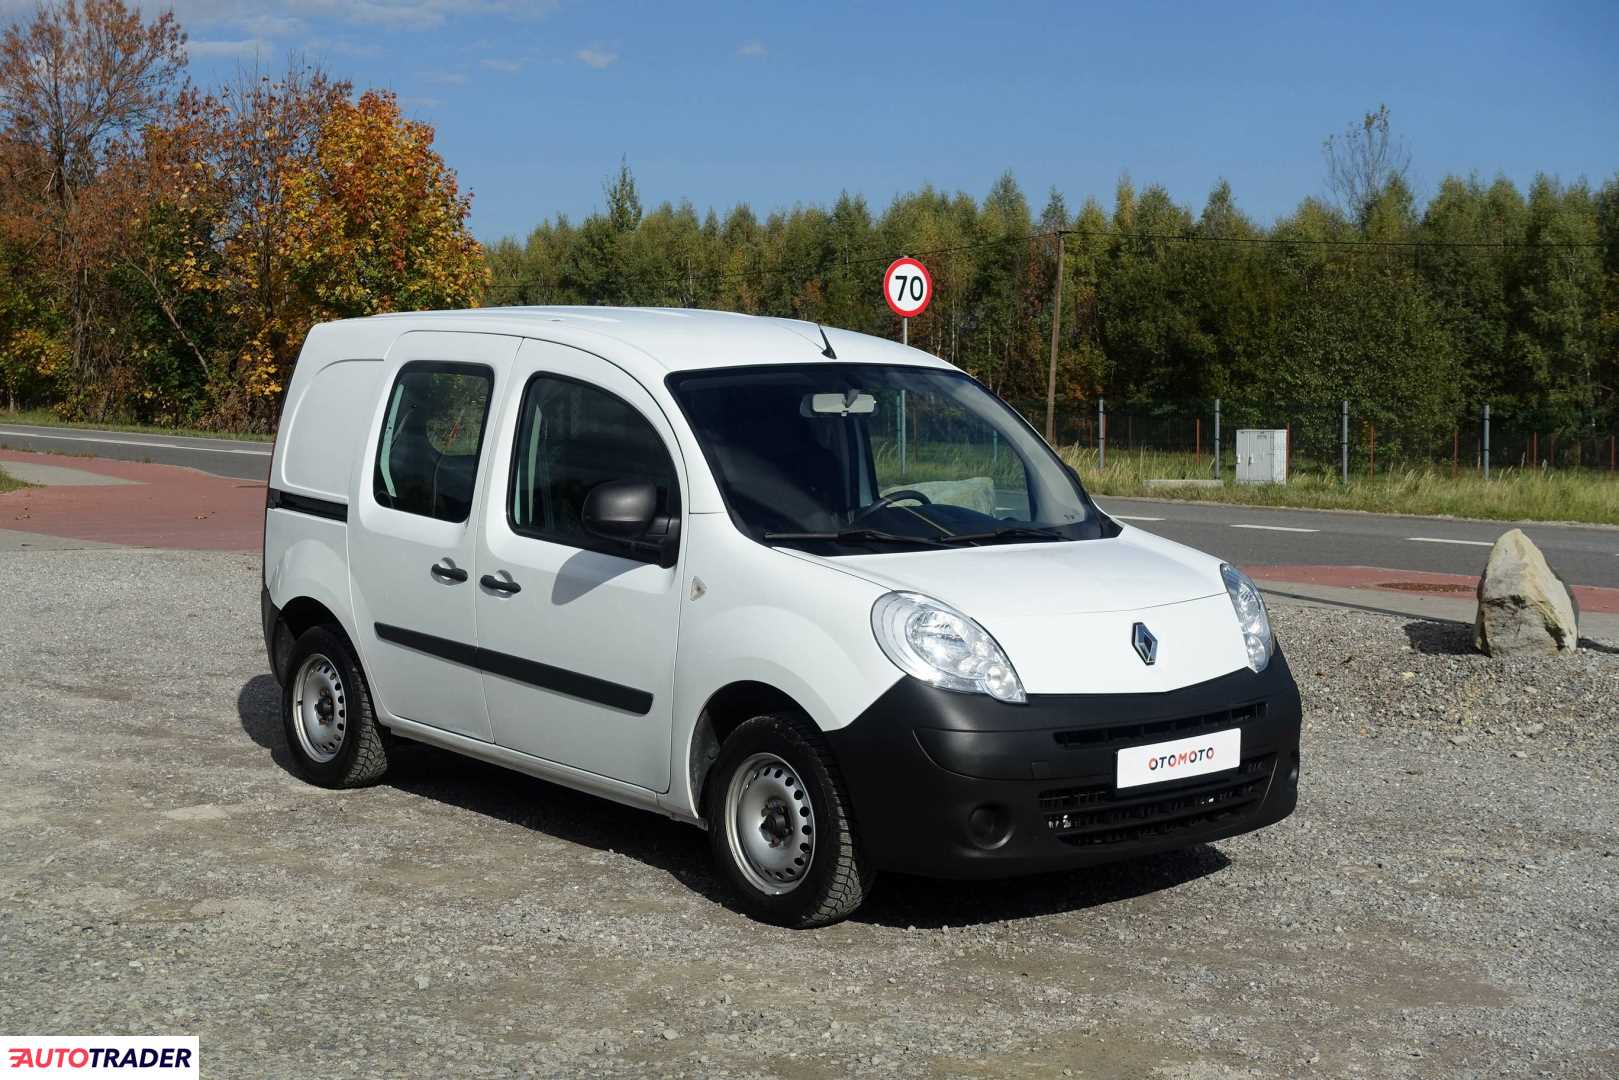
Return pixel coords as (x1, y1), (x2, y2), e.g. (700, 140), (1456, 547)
(706, 713), (875, 927)
(282, 626), (389, 788)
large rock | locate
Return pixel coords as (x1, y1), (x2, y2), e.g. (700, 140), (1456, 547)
(1474, 528), (1579, 656)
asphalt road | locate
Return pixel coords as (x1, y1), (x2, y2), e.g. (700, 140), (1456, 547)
(2, 422), (1614, 588)
(1095, 497), (1619, 590)
(0, 423), (272, 481)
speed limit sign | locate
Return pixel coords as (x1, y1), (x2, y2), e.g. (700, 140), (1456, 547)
(883, 257), (933, 319)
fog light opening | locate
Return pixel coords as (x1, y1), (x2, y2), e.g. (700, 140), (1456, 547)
(966, 804), (1013, 850)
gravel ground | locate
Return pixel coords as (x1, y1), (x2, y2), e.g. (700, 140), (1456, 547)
(1, 547), (1617, 1079)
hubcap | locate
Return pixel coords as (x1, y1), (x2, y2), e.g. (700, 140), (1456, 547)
(291, 653), (347, 764)
(724, 753), (815, 895)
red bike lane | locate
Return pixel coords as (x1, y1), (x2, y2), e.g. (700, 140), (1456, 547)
(1, 449), (264, 551)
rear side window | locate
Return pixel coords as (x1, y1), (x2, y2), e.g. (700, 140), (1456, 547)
(373, 362), (493, 522)
(509, 375), (677, 554)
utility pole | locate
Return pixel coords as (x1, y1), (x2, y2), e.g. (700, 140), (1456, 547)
(1098, 397), (1106, 469)
(1045, 231), (1064, 442)
(1340, 399), (1349, 485)
(1482, 403), (1491, 480)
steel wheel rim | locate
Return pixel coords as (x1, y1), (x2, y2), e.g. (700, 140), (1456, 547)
(291, 653), (348, 764)
(725, 752), (816, 895)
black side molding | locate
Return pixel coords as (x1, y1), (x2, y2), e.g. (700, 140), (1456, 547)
(267, 488), (348, 522)
(374, 622), (654, 716)
(375, 622), (477, 667)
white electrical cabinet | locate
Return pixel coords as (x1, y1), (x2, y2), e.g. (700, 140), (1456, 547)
(1236, 429), (1288, 485)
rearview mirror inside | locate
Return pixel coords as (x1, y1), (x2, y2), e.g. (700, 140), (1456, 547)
(803, 391), (876, 416)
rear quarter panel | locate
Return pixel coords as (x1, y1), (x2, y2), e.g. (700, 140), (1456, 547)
(264, 332), (387, 641)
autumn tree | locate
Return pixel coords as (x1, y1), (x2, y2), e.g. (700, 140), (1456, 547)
(283, 90), (487, 327)
(0, 0), (186, 382)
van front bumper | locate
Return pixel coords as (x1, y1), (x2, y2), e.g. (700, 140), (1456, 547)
(823, 650), (1302, 879)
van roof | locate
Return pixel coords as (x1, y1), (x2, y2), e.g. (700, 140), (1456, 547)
(309, 306), (956, 377)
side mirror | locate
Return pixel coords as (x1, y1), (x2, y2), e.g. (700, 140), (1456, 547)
(582, 479), (658, 539)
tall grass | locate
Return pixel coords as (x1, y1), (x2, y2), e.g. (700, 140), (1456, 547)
(1060, 446), (1619, 526)
(870, 435), (1027, 488)
(0, 465), (30, 494)
(2, 407), (274, 442)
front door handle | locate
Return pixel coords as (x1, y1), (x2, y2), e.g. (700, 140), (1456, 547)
(480, 572), (522, 595)
(430, 560), (468, 583)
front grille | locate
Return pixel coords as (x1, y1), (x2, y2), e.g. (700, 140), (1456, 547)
(1039, 754), (1276, 847)
(1052, 701), (1265, 755)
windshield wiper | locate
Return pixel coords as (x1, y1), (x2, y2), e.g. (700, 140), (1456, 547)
(764, 528), (951, 549)
(937, 525), (1069, 546)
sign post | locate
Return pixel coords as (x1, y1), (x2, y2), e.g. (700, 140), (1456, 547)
(883, 256), (933, 346)
(883, 257), (932, 479)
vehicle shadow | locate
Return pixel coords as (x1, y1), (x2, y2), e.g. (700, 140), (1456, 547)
(852, 846), (1231, 929)
(1402, 617), (1619, 656)
(238, 672), (298, 772)
(237, 673), (727, 903)
(239, 673), (1235, 926)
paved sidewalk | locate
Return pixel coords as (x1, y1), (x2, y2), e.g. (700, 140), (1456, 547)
(0, 449), (264, 551)
(1, 459), (141, 487)
(1253, 568), (1619, 643)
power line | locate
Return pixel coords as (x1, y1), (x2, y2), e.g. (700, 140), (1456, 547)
(484, 231), (1038, 297)
(484, 226), (1605, 298)
(1077, 228), (1605, 251)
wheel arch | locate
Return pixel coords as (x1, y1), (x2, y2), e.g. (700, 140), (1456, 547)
(687, 680), (810, 817)
(264, 529), (359, 684)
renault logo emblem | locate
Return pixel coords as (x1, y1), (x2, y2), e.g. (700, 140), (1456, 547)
(1132, 622), (1158, 665)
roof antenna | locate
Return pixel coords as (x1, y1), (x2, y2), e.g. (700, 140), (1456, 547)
(817, 324), (837, 359)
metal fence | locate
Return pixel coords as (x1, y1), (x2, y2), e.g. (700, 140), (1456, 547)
(1007, 398), (1619, 481)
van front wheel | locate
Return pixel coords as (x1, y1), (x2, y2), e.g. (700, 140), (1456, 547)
(707, 713), (875, 927)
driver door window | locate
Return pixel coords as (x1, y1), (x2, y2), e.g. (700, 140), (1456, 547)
(509, 375), (678, 558)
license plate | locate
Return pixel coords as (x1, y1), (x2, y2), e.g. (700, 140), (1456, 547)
(1116, 728), (1241, 789)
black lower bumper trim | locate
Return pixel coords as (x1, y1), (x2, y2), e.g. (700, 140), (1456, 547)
(824, 652), (1303, 879)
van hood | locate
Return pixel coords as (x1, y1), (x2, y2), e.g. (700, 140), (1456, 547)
(828, 526), (1225, 616)
(789, 526), (1250, 694)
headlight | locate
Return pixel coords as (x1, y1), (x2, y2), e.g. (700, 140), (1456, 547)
(1221, 564), (1274, 672)
(871, 592), (1026, 704)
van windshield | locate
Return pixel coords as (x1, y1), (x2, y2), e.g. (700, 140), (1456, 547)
(667, 364), (1108, 554)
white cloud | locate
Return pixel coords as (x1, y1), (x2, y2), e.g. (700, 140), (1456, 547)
(575, 46), (617, 70)
(423, 70), (469, 85)
(231, 1), (552, 29)
(304, 36), (383, 57)
(51, 1), (561, 37)
(737, 40), (766, 58)
(187, 38), (269, 59)
(480, 57), (524, 73)
(242, 12), (306, 37)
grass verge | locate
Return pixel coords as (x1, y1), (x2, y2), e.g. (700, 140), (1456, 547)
(1, 408), (273, 442)
(0, 465), (31, 494)
(1061, 447), (1619, 526)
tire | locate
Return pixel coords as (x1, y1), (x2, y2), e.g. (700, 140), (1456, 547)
(281, 625), (390, 788)
(706, 712), (876, 928)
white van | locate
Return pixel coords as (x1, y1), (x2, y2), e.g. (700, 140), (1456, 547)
(262, 307), (1301, 927)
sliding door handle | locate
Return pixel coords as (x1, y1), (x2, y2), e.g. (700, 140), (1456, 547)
(480, 572), (522, 595)
(430, 560), (468, 583)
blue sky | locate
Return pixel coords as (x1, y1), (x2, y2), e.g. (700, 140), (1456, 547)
(16, 1), (1619, 241)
